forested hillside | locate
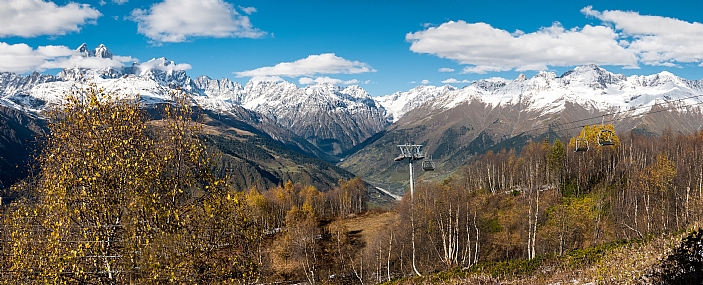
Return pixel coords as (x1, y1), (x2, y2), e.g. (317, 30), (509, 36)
(355, 127), (703, 283)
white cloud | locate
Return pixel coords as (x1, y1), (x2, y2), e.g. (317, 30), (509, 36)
(442, 78), (472, 84)
(235, 53), (375, 78)
(238, 6), (256, 15)
(137, 58), (191, 73)
(0, 43), (69, 73)
(250, 76), (284, 82)
(0, 0), (101, 38)
(438, 67), (455, 73)
(130, 0), (265, 43)
(299, 76), (365, 85)
(582, 6), (703, 66)
(113, 0), (129, 4)
(300, 76), (338, 85)
(420, 79), (430, 84)
(40, 55), (134, 70)
(0, 42), (136, 73)
(407, 20), (638, 73)
(409, 9), (703, 72)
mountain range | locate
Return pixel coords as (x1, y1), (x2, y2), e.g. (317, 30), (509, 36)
(2, 44), (703, 193)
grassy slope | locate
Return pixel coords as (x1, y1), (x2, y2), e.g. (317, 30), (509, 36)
(382, 228), (699, 285)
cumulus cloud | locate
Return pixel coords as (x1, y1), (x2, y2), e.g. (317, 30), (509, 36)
(438, 67), (455, 72)
(137, 58), (191, 73)
(113, 0), (128, 4)
(582, 6), (703, 66)
(407, 20), (638, 73)
(250, 76), (284, 82)
(0, 43), (70, 73)
(408, 8), (703, 72)
(299, 76), (367, 85)
(0, 42), (137, 73)
(441, 78), (472, 84)
(0, 0), (101, 38)
(40, 55), (134, 70)
(130, 0), (266, 43)
(235, 53), (375, 78)
(238, 6), (257, 15)
(420, 79), (430, 84)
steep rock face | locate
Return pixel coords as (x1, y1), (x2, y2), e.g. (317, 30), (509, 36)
(189, 79), (390, 157)
(377, 85), (457, 122)
(240, 82), (388, 156)
(94, 44), (113, 59)
(0, 72), (61, 111)
(0, 105), (46, 189)
(0, 72), (60, 97)
(192, 76), (245, 103)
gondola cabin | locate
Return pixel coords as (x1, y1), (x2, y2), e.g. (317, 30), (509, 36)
(422, 160), (435, 171)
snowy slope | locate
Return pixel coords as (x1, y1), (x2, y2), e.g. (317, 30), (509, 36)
(377, 64), (703, 123)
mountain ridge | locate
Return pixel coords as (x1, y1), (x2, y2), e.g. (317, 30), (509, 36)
(3, 44), (703, 188)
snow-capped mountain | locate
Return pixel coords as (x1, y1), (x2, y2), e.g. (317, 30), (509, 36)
(342, 64), (703, 182)
(377, 64), (703, 124)
(239, 81), (387, 155)
(377, 84), (458, 122)
(4, 44), (703, 186)
(0, 44), (390, 158)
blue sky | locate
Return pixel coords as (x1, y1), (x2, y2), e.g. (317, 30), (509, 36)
(2, 0), (703, 96)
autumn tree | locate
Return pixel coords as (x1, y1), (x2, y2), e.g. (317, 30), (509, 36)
(2, 85), (260, 284)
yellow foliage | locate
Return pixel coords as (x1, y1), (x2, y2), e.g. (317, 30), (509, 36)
(569, 124), (620, 152)
(1, 84), (261, 284)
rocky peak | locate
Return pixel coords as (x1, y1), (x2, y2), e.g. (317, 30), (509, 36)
(75, 43), (94, 57)
(134, 58), (190, 88)
(561, 64), (626, 89)
(94, 44), (113, 59)
(75, 43), (113, 59)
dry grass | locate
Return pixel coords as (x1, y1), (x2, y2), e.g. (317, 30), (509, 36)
(392, 230), (689, 285)
(342, 211), (399, 245)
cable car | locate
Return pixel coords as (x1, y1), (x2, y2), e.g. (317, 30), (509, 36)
(574, 126), (589, 152)
(422, 155), (435, 171)
(422, 159), (435, 171)
(574, 137), (589, 152)
(598, 129), (615, 146)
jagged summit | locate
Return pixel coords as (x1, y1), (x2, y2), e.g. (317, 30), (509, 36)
(94, 44), (113, 59)
(75, 43), (113, 59)
(75, 43), (93, 57)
